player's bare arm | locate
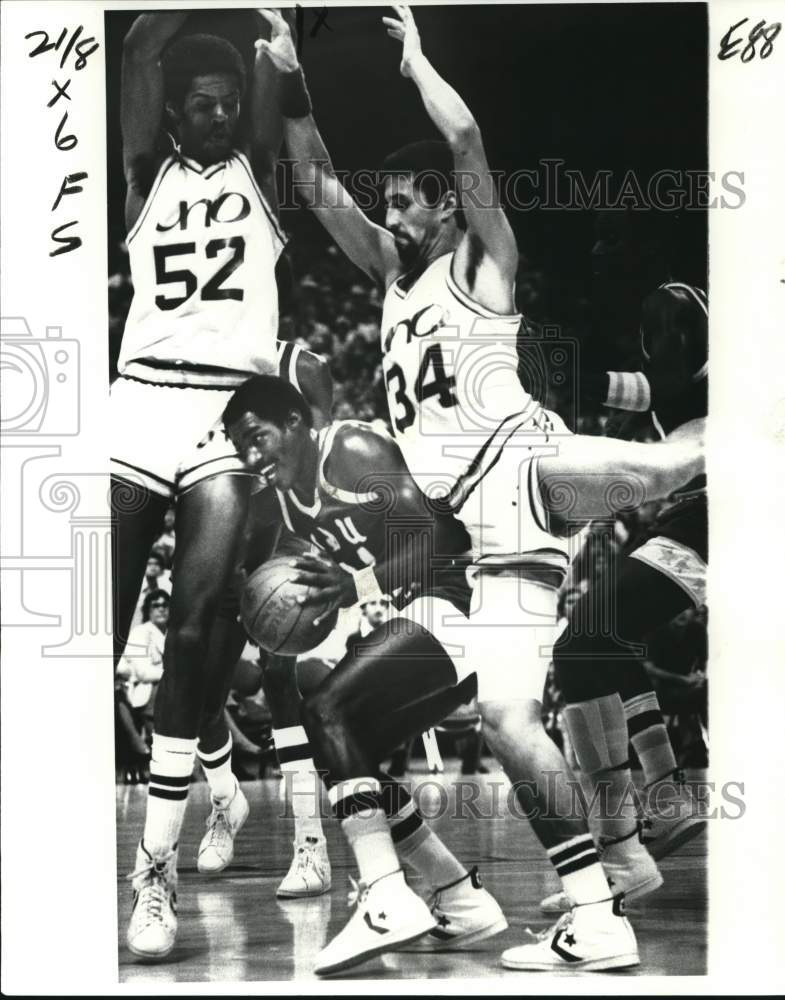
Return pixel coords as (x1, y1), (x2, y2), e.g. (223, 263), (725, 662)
(121, 12), (188, 232)
(294, 348), (334, 430)
(291, 424), (462, 622)
(384, 5), (518, 312)
(539, 417), (706, 526)
(256, 9), (398, 287)
(248, 9), (289, 213)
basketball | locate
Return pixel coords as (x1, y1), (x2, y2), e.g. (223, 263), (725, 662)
(241, 544), (339, 655)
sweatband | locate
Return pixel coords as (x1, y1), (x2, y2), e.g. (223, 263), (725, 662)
(605, 370), (651, 412)
(351, 565), (384, 606)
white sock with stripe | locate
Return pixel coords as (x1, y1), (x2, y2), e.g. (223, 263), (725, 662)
(389, 798), (468, 890)
(329, 777), (400, 885)
(273, 726), (324, 841)
(197, 735), (236, 806)
(547, 834), (610, 904)
(144, 733), (196, 857)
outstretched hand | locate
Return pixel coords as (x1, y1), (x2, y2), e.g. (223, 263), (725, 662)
(382, 4), (423, 78)
(289, 553), (358, 627)
(256, 8), (299, 72)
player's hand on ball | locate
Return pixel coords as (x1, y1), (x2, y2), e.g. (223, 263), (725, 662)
(256, 8), (299, 72)
(290, 553), (358, 625)
(383, 4), (423, 78)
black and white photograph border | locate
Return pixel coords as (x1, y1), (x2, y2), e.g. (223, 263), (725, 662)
(1, 0), (784, 995)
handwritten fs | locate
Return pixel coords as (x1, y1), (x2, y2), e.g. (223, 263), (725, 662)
(24, 25), (100, 258)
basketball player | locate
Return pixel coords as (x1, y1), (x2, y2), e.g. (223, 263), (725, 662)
(257, 5), (706, 971)
(540, 281), (709, 914)
(113, 12), (331, 959)
(224, 374), (509, 959)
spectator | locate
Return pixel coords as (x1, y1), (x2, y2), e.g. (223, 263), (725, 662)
(153, 506), (176, 569)
(131, 551), (171, 629)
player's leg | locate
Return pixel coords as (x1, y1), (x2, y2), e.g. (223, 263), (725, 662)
(261, 651), (332, 899)
(127, 473), (251, 959)
(555, 551), (706, 881)
(111, 475), (168, 663)
(458, 573), (638, 972)
(194, 586), (251, 875)
(302, 620), (504, 973)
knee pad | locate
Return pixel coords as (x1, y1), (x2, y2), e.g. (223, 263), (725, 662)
(563, 694), (629, 774)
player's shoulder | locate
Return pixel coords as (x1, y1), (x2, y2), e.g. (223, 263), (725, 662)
(330, 420), (399, 470)
(644, 282), (708, 321)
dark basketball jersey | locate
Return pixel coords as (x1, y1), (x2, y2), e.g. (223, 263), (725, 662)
(274, 421), (473, 614)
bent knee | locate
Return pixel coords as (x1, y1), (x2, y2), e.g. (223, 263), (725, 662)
(480, 698), (544, 738)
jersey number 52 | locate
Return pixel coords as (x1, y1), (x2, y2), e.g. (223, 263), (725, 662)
(385, 343), (458, 432)
(153, 238), (245, 311)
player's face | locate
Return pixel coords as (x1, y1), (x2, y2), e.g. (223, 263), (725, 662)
(177, 74), (240, 165)
(383, 175), (443, 268)
(227, 411), (309, 490)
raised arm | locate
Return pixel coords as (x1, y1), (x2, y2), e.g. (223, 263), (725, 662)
(247, 10), (286, 212)
(121, 13), (188, 231)
(383, 5), (518, 305)
(256, 9), (398, 286)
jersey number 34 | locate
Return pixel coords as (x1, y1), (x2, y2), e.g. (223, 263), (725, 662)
(154, 237), (245, 311)
(385, 343), (458, 432)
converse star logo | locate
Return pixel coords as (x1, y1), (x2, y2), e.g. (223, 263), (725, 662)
(437, 915), (450, 928)
(378, 912), (387, 921)
(551, 929), (581, 963)
(608, 877), (616, 888)
(363, 912), (390, 935)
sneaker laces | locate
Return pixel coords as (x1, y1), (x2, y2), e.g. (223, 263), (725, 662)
(203, 806), (230, 846)
(126, 859), (172, 928)
(527, 909), (573, 942)
(346, 875), (369, 909)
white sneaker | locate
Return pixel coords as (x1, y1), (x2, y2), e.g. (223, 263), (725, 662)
(640, 772), (707, 860)
(403, 866), (508, 950)
(502, 897), (639, 972)
(197, 782), (250, 874)
(315, 869), (436, 976)
(277, 835), (331, 899)
(540, 826), (663, 913)
(126, 842), (178, 959)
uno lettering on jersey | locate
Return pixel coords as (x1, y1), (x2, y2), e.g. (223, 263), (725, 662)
(381, 252), (544, 505)
(120, 150), (286, 386)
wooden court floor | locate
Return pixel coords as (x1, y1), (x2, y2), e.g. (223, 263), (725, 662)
(117, 765), (707, 983)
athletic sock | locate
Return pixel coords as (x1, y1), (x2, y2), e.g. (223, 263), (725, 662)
(624, 691), (678, 786)
(144, 733), (196, 857)
(564, 694), (639, 841)
(329, 777), (400, 885)
(197, 735), (236, 806)
(273, 725), (324, 841)
(547, 833), (611, 904)
(380, 776), (468, 890)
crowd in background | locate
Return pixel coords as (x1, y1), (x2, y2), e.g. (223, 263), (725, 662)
(111, 231), (708, 781)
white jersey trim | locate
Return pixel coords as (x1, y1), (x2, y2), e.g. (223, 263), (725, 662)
(445, 257), (522, 322)
(126, 154), (177, 245)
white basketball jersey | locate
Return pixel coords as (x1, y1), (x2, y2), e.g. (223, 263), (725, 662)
(120, 150), (285, 387)
(381, 252), (541, 507)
